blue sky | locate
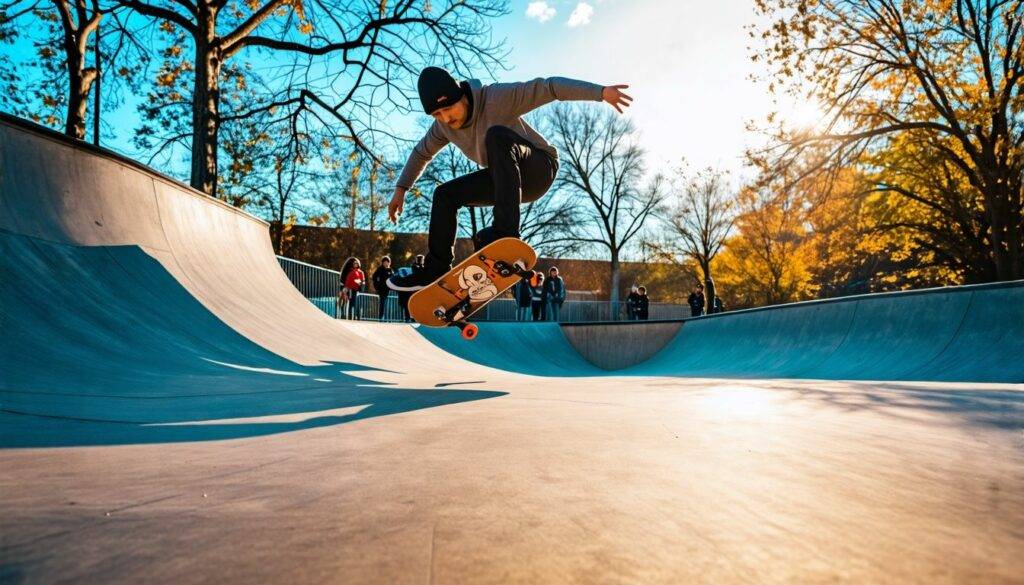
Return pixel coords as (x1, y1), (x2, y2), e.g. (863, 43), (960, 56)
(486, 0), (815, 180)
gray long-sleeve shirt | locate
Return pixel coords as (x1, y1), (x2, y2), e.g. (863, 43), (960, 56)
(395, 77), (605, 190)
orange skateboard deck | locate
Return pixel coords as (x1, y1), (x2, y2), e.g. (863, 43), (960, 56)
(408, 238), (539, 339)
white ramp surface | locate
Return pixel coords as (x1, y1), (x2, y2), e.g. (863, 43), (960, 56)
(2, 115), (1023, 583)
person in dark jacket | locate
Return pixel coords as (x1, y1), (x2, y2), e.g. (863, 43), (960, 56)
(531, 273), (546, 321)
(687, 283), (705, 317)
(514, 278), (532, 321)
(626, 284), (640, 320)
(636, 286), (650, 320)
(371, 256), (394, 320)
(543, 266), (566, 321)
(712, 295), (724, 314)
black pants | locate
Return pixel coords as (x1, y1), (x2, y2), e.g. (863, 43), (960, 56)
(532, 300), (546, 321)
(427, 126), (558, 268)
(398, 291), (412, 322)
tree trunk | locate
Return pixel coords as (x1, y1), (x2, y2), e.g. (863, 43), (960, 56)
(92, 22), (100, 145)
(61, 18), (99, 140)
(274, 200), (286, 254)
(368, 161), (377, 231)
(190, 15), (222, 196)
(699, 259), (715, 313)
(609, 250), (621, 319)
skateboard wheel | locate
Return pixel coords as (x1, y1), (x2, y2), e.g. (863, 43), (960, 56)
(433, 306), (447, 319)
(513, 259), (527, 271)
(459, 322), (479, 340)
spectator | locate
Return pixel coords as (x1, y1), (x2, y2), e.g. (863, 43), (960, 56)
(514, 278), (532, 321)
(687, 283), (705, 317)
(339, 257), (365, 320)
(371, 256), (394, 320)
(531, 273), (546, 321)
(636, 285), (650, 320)
(543, 266), (566, 322)
(626, 284), (640, 320)
(713, 295), (724, 314)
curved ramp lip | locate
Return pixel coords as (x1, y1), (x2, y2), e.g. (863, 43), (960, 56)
(0, 112), (266, 231)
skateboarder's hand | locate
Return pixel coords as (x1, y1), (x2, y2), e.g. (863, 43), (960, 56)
(602, 85), (633, 113)
(388, 188), (406, 224)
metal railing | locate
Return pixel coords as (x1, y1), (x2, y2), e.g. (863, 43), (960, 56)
(277, 255), (689, 323)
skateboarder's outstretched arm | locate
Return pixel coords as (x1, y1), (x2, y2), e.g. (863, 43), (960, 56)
(492, 77), (633, 117)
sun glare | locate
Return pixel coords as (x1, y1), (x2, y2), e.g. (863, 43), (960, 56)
(779, 99), (825, 131)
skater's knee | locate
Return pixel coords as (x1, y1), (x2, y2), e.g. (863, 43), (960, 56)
(484, 125), (515, 149)
(432, 182), (458, 208)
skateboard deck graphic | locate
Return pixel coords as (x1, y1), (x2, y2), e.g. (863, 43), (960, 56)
(408, 238), (538, 338)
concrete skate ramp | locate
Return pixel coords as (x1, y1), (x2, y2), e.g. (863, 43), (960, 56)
(417, 322), (603, 376)
(626, 281), (1024, 382)
(3, 110), (1021, 396)
(417, 282), (1024, 382)
(0, 114), (516, 448)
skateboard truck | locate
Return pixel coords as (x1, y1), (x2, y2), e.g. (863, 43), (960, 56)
(433, 302), (479, 340)
(482, 255), (538, 284)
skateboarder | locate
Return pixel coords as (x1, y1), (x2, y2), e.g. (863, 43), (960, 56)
(386, 67), (632, 291)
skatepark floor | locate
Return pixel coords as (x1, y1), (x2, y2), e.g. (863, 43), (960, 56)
(4, 371), (1023, 584)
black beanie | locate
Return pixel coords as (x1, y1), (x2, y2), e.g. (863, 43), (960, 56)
(418, 67), (464, 114)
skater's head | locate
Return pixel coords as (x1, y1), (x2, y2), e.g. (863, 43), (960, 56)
(418, 66), (468, 128)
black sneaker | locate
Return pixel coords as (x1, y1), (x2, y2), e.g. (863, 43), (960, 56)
(387, 263), (448, 292)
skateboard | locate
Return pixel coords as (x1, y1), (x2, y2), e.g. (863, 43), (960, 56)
(408, 238), (541, 339)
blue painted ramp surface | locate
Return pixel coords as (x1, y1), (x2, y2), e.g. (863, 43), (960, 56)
(0, 231), (503, 448)
(416, 322), (603, 376)
(626, 282), (1024, 383)
(412, 282), (1022, 383)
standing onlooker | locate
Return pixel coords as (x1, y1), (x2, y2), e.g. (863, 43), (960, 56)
(531, 273), (546, 321)
(636, 285), (650, 320)
(339, 257), (365, 320)
(514, 278), (532, 321)
(543, 266), (566, 322)
(687, 283), (705, 317)
(712, 295), (724, 314)
(371, 256), (394, 321)
(626, 284), (641, 320)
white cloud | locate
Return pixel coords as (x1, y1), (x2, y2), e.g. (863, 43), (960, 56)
(566, 2), (594, 27)
(526, 1), (556, 23)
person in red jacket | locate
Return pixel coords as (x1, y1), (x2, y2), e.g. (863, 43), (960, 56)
(339, 257), (365, 320)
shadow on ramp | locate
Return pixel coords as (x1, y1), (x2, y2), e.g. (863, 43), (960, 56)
(0, 232), (504, 448)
